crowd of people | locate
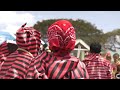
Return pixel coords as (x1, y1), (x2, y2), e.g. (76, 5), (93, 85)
(0, 19), (120, 79)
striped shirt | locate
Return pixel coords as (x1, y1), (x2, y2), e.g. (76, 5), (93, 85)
(83, 53), (112, 79)
(26, 51), (89, 79)
(0, 49), (34, 79)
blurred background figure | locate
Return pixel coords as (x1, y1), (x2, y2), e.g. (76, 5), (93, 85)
(105, 51), (112, 62)
(83, 42), (112, 79)
(100, 51), (112, 63)
(113, 53), (120, 64)
(115, 65), (120, 79)
(104, 51), (116, 79)
(112, 53), (120, 79)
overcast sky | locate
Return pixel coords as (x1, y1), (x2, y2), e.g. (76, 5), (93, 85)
(0, 11), (120, 34)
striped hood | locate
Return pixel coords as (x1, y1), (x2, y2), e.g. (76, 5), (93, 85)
(16, 23), (41, 57)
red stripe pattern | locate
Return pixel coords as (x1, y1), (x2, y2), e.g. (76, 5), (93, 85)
(0, 50), (34, 79)
(0, 25), (41, 79)
(0, 41), (9, 67)
(26, 51), (89, 79)
(83, 53), (112, 79)
(16, 26), (41, 57)
(26, 20), (89, 79)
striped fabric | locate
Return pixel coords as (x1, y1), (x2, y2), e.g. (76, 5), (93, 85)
(16, 26), (41, 57)
(83, 53), (112, 79)
(0, 24), (41, 79)
(0, 50), (34, 79)
(25, 20), (89, 79)
(0, 41), (9, 67)
(26, 51), (89, 79)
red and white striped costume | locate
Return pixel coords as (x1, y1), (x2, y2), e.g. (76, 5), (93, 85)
(26, 20), (89, 79)
(83, 53), (112, 79)
(0, 41), (10, 68)
(0, 23), (41, 79)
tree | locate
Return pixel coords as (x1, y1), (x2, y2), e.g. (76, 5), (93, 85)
(33, 19), (105, 45)
(104, 29), (120, 51)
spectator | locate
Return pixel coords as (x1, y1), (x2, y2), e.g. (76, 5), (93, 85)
(113, 53), (120, 64)
(105, 51), (112, 62)
(111, 53), (120, 79)
(115, 65), (120, 79)
(100, 51), (112, 64)
(26, 20), (89, 79)
(83, 42), (112, 79)
(0, 23), (41, 79)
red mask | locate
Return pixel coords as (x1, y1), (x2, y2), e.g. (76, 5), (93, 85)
(16, 23), (41, 57)
(47, 20), (76, 56)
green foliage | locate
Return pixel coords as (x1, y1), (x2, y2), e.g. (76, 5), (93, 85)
(33, 19), (106, 45)
(104, 29), (120, 43)
(105, 29), (120, 36)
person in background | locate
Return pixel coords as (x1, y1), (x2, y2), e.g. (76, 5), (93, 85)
(100, 51), (112, 64)
(83, 42), (112, 79)
(112, 53), (120, 79)
(104, 51), (116, 79)
(26, 20), (89, 79)
(0, 23), (41, 79)
(115, 65), (120, 79)
(113, 53), (120, 64)
(105, 51), (112, 62)
(100, 51), (115, 78)
(84, 51), (89, 58)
